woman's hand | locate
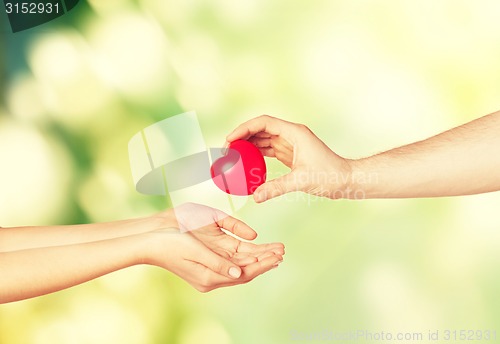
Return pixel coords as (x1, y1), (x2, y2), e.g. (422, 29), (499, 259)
(146, 203), (284, 292)
(226, 115), (352, 202)
(0, 203), (283, 303)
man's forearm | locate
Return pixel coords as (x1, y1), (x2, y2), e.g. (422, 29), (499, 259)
(0, 234), (150, 303)
(347, 110), (500, 198)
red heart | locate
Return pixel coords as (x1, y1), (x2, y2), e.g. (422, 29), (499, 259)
(210, 140), (267, 196)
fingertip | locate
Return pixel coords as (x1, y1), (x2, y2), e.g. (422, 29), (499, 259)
(273, 256), (284, 266)
(226, 132), (237, 143)
(236, 220), (258, 240)
(253, 191), (266, 203)
(262, 255), (284, 270)
(253, 193), (260, 203)
(273, 248), (285, 256)
(238, 220), (258, 240)
(246, 225), (258, 240)
(247, 231), (258, 240)
(271, 259), (284, 269)
(217, 215), (258, 241)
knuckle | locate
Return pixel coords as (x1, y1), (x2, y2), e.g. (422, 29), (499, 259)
(213, 261), (225, 274)
(196, 285), (210, 293)
(297, 123), (311, 133)
(259, 114), (273, 122)
(271, 181), (286, 196)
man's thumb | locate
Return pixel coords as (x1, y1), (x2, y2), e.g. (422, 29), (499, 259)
(253, 174), (296, 202)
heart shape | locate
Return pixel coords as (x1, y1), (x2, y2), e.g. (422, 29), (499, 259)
(210, 140), (266, 196)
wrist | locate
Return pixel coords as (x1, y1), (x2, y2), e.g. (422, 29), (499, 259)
(339, 158), (354, 199)
(150, 208), (178, 230)
(343, 158), (379, 200)
(130, 233), (155, 266)
(136, 229), (178, 266)
(328, 155), (358, 199)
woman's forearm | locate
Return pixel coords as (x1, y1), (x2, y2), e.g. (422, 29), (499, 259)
(0, 233), (151, 303)
(0, 213), (174, 252)
(348, 110), (500, 198)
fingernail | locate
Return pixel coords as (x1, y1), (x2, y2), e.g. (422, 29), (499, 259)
(229, 267), (241, 278)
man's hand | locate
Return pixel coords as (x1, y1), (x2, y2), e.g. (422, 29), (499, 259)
(228, 111), (500, 200)
(226, 115), (352, 202)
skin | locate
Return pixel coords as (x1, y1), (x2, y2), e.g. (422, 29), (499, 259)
(0, 203), (284, 303)
(226, 111), (500, 202)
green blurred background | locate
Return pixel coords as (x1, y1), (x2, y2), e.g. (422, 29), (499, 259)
(1, 1), (500, 343)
